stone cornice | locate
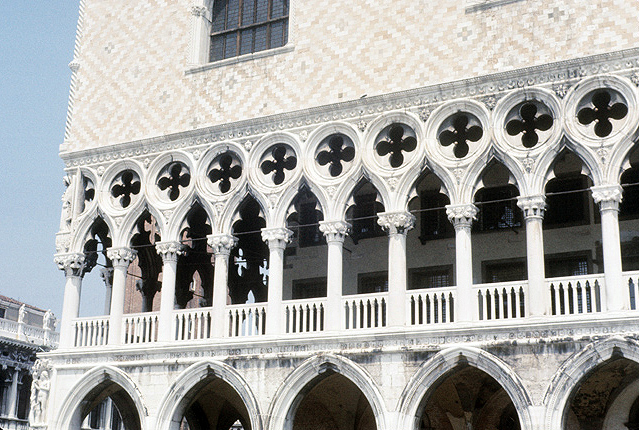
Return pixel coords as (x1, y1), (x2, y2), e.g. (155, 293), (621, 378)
(61, 47), (639, 168)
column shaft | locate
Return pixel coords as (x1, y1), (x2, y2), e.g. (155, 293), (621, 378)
(262, 228), (292, 336)
(107, 248), (136, 345)
(447, 204), (478, 323)
(209, 234), (237, 338)
(518, 196), (548, 317)
(320, 221), (350, 332)
(55, 253), (85, 348)
(7, 368), (18, 418)
(156, 242), (186, 342)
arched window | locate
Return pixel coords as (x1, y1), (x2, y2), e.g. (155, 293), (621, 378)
(210, 0), (289, 61)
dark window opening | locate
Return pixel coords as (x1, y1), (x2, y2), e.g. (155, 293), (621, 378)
(210, 0), (289, 62)
(292, 277), (327, 299)
(621, 166), (639, 219)
(409, 266), (453, 290)
(419, 191), (453, 243)
(544, 176), (590, 227)
(0, 309), (5, 319)
(483, 259), (526, 283)
(545, 253), (590, 278)
(474, 185), (522, 232)
(350, 193), (385, 243)
(357, 272), (388, 294)
(297, 202), (324, 248)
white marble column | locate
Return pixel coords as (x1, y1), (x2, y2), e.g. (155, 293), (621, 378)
(592, 184), (626, 311)
(55, 252), (85, 348)
(262, 227), (293, 335)
(106, 247), (137, 345)
(189, 4), (211, 64)
(518, 195), (548, 316)
(446, 204), (478, 323)
(378, 211), (415, 327)
(6, 368), (19, 418)
(319, 220), (351, 331)
(156, 241), (187, 342)
(208, 234), (238, 338)
(100, 266), (114, 316)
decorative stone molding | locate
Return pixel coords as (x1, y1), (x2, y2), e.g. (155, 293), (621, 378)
(319, 220), (351, 243)
(155, 241), (187, 262)
(377, 211), (416, 235)
(68, 59), (80, 73)
(190, 5), (208, 17)
(54, 253), (85, 278)
(106, 247), (137, 267)
(207, 234), (238, 256)
(261, 228), (293, 250)
(446, 204), (478, 228)
(591, 184), (624, 212)
(517, 195), (547, 219)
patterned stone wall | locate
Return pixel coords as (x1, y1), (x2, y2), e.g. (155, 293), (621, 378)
(63, 0), (639, 152)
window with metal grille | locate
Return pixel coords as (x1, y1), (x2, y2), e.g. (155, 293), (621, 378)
(409, 266), (453, 290)
(210, 0), (289, 62)
(358, 272), (388, 294)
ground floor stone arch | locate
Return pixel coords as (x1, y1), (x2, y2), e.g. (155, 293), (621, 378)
(155, 360), (262, 430)
(267, 353), (388, 430)
(53, 365), (146, 430)
(397, 346), (533, 430)
(545, 337), (639, 429)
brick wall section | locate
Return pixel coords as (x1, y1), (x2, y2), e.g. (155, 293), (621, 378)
(64, 0), (639, 152)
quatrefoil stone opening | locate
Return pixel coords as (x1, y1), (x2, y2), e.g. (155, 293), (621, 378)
(157, 162), (191, 201)
(260, 144), (297, 185)
(505, 101), (554, 149)
(111, 170), (141, 208)
(577, 89), (628, 138)
(438, 113), (483, 159)
(316, 134), (355, 177)
(374, 123), (417, 168)
(208, 152), (242, 194)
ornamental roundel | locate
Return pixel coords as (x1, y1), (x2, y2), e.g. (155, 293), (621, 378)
(576, 88), (628, 138)
(315, 133), (356, 178)
(437, 112), (483, 159)
(258, 144), (298, 186)
(373, 123), (418, 169)
(156, 161), (191, 202)
(504, 100), (554, 150)
(110, 169), (141, 209)
(207, 151), (243, 194)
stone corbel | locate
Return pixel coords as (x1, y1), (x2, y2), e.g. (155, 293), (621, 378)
(207, 234), (238, 256)
(377, 211), (416, 235)
(319, 220), (351, 243)
(446, 203), (478, 228)
(517, 195), (547, 219)
(54, 252), (86, 278)
(591, 184), (623, 212)
(261, 227), (293, 250)
(155, 241), (187, 263)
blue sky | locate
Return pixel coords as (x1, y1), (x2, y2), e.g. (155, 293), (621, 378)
(0, 2), (80, 317)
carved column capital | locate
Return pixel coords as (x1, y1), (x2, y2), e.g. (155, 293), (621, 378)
(155, 241), (187, 263)
(54, 252), (85, 278)
(446, 203), (478, 229)
(319, 220), (351, 243)
(517, 195), (547, 220)
(261, 227), (293, 250)
(591, 184), (623, 212)
(207, 234), (238, 256)
(106, 247), (137, 268)
(377, 211), (415, 235)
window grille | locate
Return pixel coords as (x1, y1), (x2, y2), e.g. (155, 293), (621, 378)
(210, 0), (289, 61)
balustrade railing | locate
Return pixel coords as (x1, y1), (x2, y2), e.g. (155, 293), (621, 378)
(0, 418), (29, 430)
(0, 319), (19, 335)
(122, 312), (159, 344)
(474, 281), (527, 321)
(407, 287), (455, 325)
(227, 304), (267, 337)
(284, 299), (326, 334)
(547, 274), (603, 316)
(343, 292), (387, 330)
(74, 316), (109, 347)
(174, 308), (213, 341)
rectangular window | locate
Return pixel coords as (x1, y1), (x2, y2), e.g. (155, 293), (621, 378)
(292, 277), (327, 299)
(0, 308), (5, 319)
(210, 0), (289, 62)
(483, 259), (527, 283)
(357, 271), (388, 294)
(545, 253), (590, 278)
(409, 266), (453, 290)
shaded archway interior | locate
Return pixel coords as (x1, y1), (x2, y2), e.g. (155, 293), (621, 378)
(417, 365), (521, 430)
(78, 380), (140, 430)
(291, 370), (376, 430)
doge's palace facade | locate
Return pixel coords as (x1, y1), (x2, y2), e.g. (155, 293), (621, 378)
(41, 1), (639, 429)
